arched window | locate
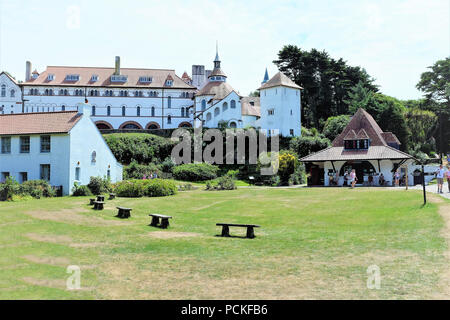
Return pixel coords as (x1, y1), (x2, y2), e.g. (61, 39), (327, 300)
(45, 89), (49, 95)
(61, 105), (66, 111)
(1, 85), (5, 97)
(59, 89), (63, 95)
(107, 105), (111, 116)
(151, 106), (155, 117)
(167, 96), (172, 108)
(206, 112), (212, 121)
(230, 100), (236, 109)
(91, 151), (97, 163)
(167, 115), (172, 124)
(49, 89), (53, 96)
(181, 107), (185, 117)
(223, 102), (228, 112)
(10, 89), (15, 98)
(137, 106), (141, 116)
(201, 99), (206, 111)
(64, 89), (68, 95)
(229, 121), (237, 128)
(214, 107), (220, 117)
(122, 106), (126, 116)
(92, 105), (96, 116)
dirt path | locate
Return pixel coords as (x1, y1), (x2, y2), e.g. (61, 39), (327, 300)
(428, 195), (450, 299)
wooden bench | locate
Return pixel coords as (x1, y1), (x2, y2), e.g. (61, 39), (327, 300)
(96, 195), (105, 202)
(93, 201), (105, 210)
(109, 193), (116, 200)
(89, 198), (96, 205)
(116, 206), (132, 219)
(216, 223), (261, 239)
(149, 214), (172, 229)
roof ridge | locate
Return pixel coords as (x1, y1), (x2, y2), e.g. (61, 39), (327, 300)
(0, 110), (78, 117)
(46, 66), (176, 71)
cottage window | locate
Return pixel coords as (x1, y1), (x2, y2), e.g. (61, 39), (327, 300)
(201, 99), (206, 111)
(107, 105), (111, 116)
(137, 106), (141, 116)
(1, 137), (11, 154)
(40, 135), (51, 153)
(230, 100), (236, 109)
(1, 85), (6, 97)
(20, 172), (28, 183)
(75, 167), (80, 181)
(40, 164), (51, 181)
(91, 151), (97, 163)
(10, 89), (15, 98)
(20, 136), (30, 153)
(167, 115), (172, 124)
(167, 96), (172, 108)
(151, 106), (155, 117)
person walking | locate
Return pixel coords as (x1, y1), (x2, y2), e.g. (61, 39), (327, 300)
(446, 165), (450, 193)
(435, 164), (445, 194)
(350, 169), (357, 189)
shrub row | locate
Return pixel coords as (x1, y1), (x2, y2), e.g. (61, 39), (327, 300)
(0, 177), (55, 201)
(173, 163), (219, 181)
(113, 179), (177, 198)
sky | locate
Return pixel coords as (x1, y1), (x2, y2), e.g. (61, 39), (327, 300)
(0, 0), (448, 100)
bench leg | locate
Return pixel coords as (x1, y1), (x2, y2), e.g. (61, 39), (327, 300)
(221, 225), (230, 237)
(99, 204), (104, 210)
(94, 203), (98, 210)
(123, 211), (130, 219)
(150, 216), (159, 227)
(246, 227), (255, 239)
(161, 218), (169, 229)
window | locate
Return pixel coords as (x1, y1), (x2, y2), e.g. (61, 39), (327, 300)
(10, 89), (15, 98)
(20, 136), (30, 153)
(151, 106), (155, 117)
(61, 105), (66, 111)
(65, 74), (80, 81)
(223, 102), (228, 112)
(110, 75), (128, 82)
(166, 80), (173, 86)
(1, 85), (5, 97)
(268, 109), (274, 116)
(91, 151), (97, 163)
(230, 100), (236, 109)
(1, 172), (9, 182)
(91, 75), (98, 82)
(92, 105), (96, 116)
(107, 169), (111, 179)
(167, 115), (172, 124)
(47, 74), (54, 81)
(181, 107), (185, 117)
(290, 109), (293, 115)
(19, 172), (28, 183)
(290, 129), (294, 136)
(40, 164), (51, 181)
(167, 96), (171, 108)
(122, 106), (126, 116)
(214, 107), (220, 117)
(40, 135), (51, 153)
(137, 106), (141, 116)
(1, 137), (11, 154)
(201, 100), (206, 111)
(107, 105), (111, 116)
(344, 139), (369, 150)
(206, 112), (212, 121)
(139, 76), (152, 83)
(75, 167), (80, 181)
(229, 122), (237, 128)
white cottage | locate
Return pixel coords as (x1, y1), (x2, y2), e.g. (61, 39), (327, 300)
(0, 103), (122, 195)
(300, 108), (415, 186)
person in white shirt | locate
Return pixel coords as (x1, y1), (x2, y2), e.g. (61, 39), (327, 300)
(435, 164), (446, 194)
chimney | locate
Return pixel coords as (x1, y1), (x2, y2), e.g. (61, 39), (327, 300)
(25, 61), (32, 81)
(76, 102), (91, 117)
(114, 56), (120, 75)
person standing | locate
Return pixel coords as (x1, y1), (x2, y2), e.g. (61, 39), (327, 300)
(350, 169), (357, 189)
(446, 165), (450, 193)
(435, 164), (445, 194)
(394, 170), (400, 187)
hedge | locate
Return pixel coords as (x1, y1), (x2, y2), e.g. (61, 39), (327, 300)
(113, 179), (177, 198)
(172, 163), (219, 181)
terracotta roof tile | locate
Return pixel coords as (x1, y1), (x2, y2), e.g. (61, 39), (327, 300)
(195, 81), (240, 100)
(23, 66), (195, 89)
(0, 111), (82, 135)
(240, 96), (260, 117)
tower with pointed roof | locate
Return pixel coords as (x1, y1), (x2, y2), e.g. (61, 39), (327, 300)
(208, 44), (227, 82)
(257, 71), (302, 137)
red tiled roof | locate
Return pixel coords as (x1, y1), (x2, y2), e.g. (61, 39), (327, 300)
(240, 96), (260, 117)
(381, 132), (401, 145)
(0, 111), (82, 135)
(23, 66), (195, 89)
(258, 72), (302, 90)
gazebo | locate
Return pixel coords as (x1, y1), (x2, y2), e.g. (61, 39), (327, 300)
(300, 108), (415, 186)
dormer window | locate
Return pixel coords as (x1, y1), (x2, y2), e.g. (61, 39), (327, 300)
(344, 139), (369, 150)
(65, 74), (80, 81)
(91, 75), (99, 82)
(139, 76), (153, 83)
(47, 74), (54, 81)
(165, 79), (173, 86)
(111, 75), (127, 82)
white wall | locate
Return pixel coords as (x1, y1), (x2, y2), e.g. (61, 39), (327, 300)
(203, 91), (243, 128)
(69, 107), (123, 192)
(259, 86), (301, 137)
(0, 73), (22, 114)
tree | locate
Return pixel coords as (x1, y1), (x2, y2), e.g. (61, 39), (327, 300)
(249, 90), (260, 97)
(416, 57), (450, 156)
(404, 107), (437, 156)
(289, 135), (331, 158)
(273, 45), (377, 129)
(322, 115), (350, 141)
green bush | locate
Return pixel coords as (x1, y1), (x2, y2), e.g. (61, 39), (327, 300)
(144, 179), (177, 197)
(87, 176), (111, 195)
(103, 133), (176, 165)
(124, 162), (161, 180)
(205, 176), (236, 191)
(72, 183), (93, 196)
(173, 163), (219, 181)
(0, 177), (20, 201)
(114, 179), (177, 197)
(20, 180), (56, 199)
(289, 135), (331, 158)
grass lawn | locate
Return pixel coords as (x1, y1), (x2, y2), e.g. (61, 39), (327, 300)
(0, 187), (448, 299)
